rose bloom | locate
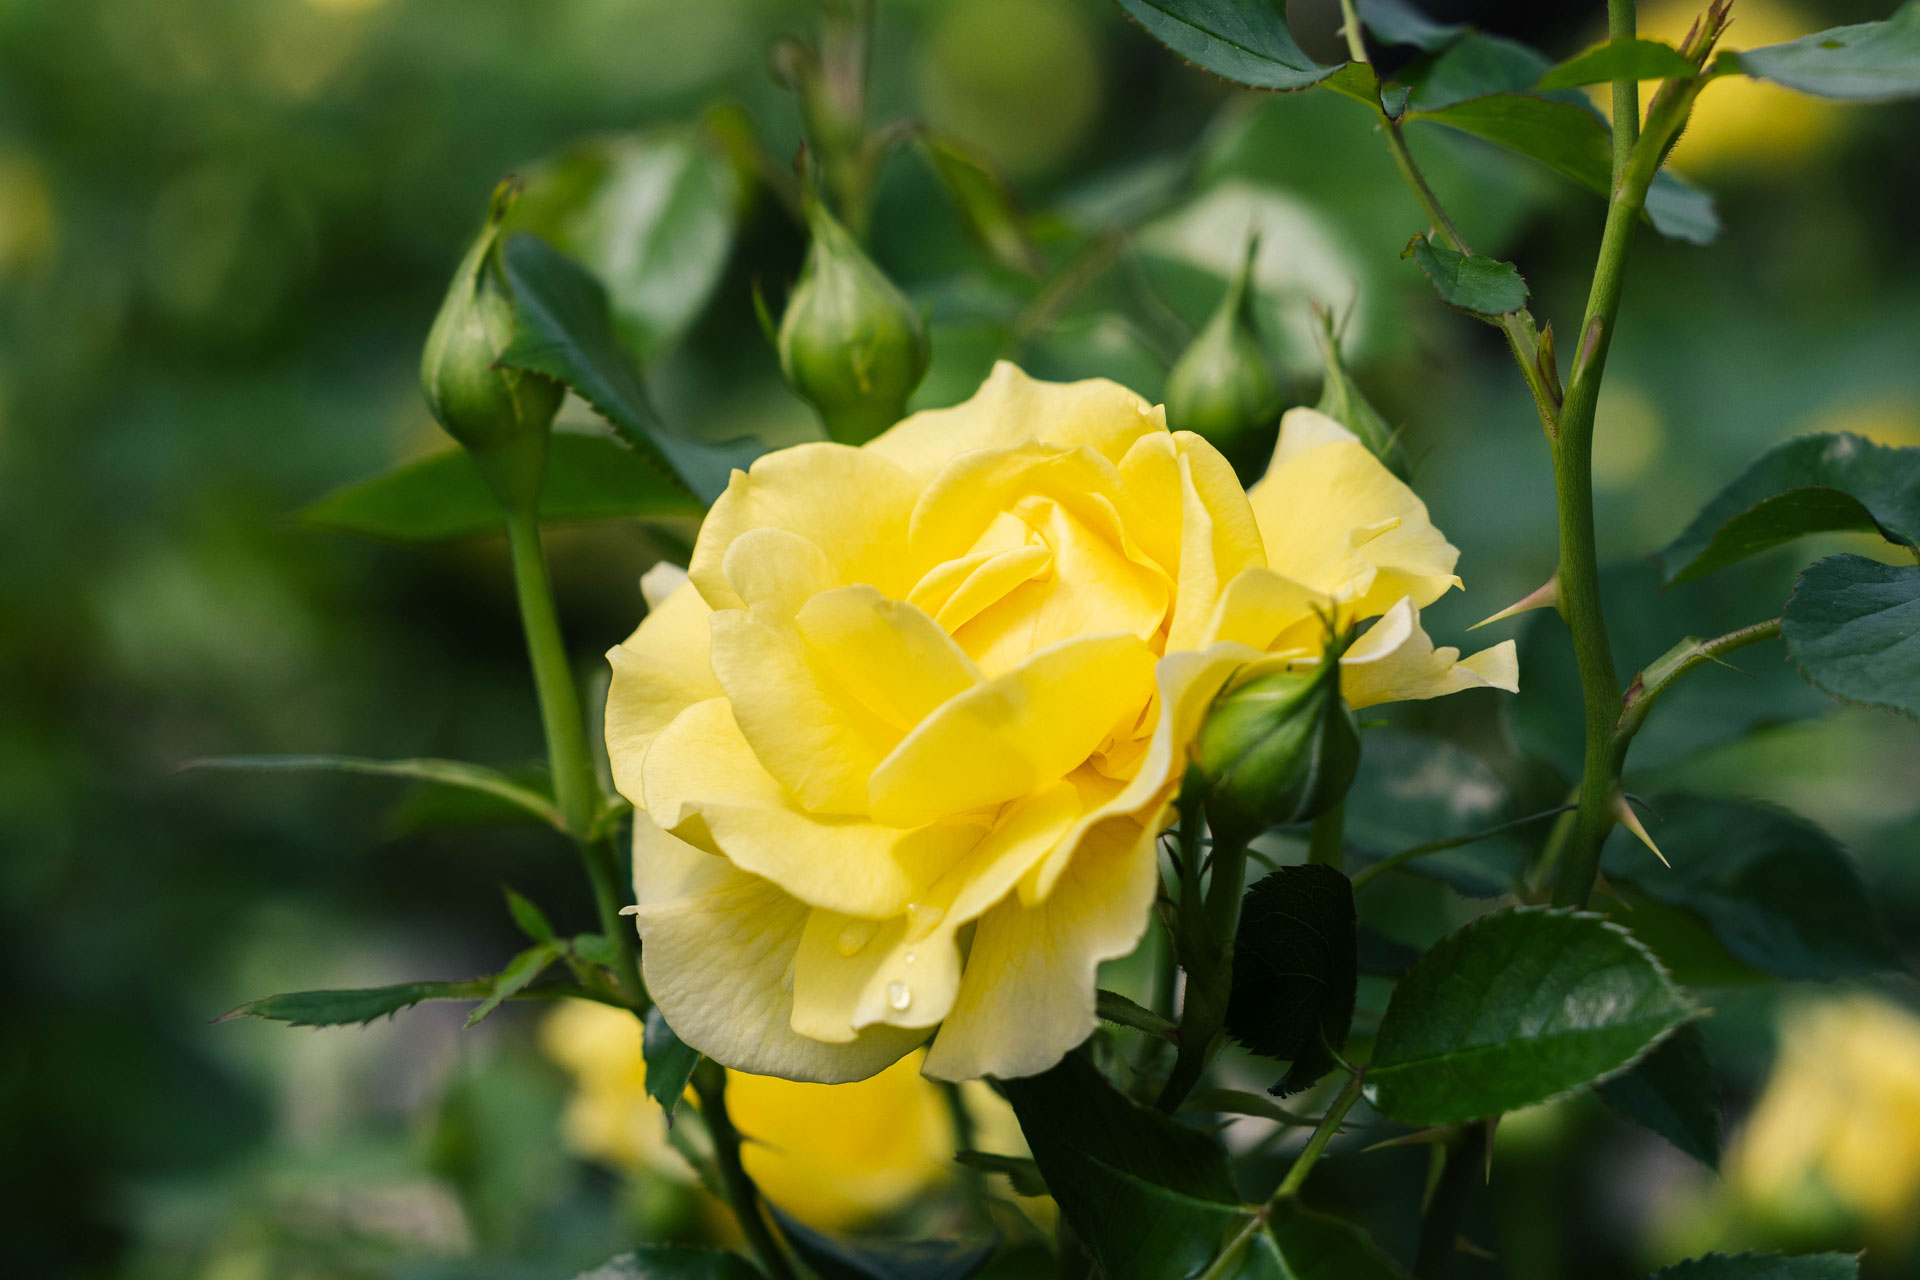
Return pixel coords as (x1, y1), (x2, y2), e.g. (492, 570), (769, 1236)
(607, 363), (1514, 1082)
(540, 999), (1023, 1230)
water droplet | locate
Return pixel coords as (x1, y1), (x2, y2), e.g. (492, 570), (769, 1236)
(903, 951), (917, 966)
(836, 918), (880, 957)
(886, 982), (912, 1012)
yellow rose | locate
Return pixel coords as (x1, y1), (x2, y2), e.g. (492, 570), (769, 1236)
(606, 362), (1515, 1082)
(539, 1000), (1019, 1230)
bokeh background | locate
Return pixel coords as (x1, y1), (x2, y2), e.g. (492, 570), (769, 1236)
(4, 0), (1918, 1276)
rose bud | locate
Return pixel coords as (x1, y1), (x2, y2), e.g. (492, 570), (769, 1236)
(1163, 239), (1283, 477)
(1193, 631), (1361, 847)
(421, 180), (564, 513)
(777, 199), (929, 446)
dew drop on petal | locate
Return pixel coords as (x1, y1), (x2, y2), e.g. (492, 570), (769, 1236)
(903, 951), (916, 966)
(887, 981), (912, 1011)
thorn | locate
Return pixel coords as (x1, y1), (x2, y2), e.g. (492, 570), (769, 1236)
(1483, 1116), (1498, 1181)
(1614, 792), (1669, 867)
(1455, 1236), (1498, 1261)
(1469, 574), (1559, 630)
(1593, 871), (1632, 908)
(1363, 1126), (1453, 1154)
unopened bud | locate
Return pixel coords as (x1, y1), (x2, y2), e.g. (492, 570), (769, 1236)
(1164, 239), (1282, 474)
(778, 200), (929, 445)
(1194, 633), (1361, 846)
(421, 180), (563, 512)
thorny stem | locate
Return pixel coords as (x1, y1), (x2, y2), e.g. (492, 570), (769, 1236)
(1273, 1069), (1368, 1199)
(1615, 618), (1783, 742)
(502, 507), (644, 1005)
(1158, 774), (1245, 1111)
(694, 1062), (800, 1280)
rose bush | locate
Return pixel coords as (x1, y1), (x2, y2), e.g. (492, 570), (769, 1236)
(607, 362), (1515, 1083)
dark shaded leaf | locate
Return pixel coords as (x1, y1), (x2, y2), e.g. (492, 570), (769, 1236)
(507, 131), (742, 364)
(1261, 1201), (1413, 1280)
(1402, 234), (1528, 316)
(1730, 3), (1920, 102)
(1538, 39), (1695, 90)
(1648, 1253), (1860, 1279)
(180, 754), (563, 830)
(768, 1206), (996, 1280)
(1000, 1052), (1248, 1280)
(1356, 0), (1465, 52)
(1227, 865), (1358, 1095)
(1369, 908), (1695, 1124)
(643, 1006), (702, 1125)
(1344, 730), (1521, 897)
(1182, 1088), (1321, 1126)
(1782, 555), (1920, 718)
(465, 944), (563, 1027)
(573, 1247), (766, 1280)
(1604, 795), (1898, 981)
(1656, 433), (1920, 584)
(498, 232), (762, 504)
(1597, 1022), (1722, 1169)
(1096, 988), (1178, 1038)
(298, 432), (702, 542)
(955, 1150), (1048, 1197)
(1405, 94), (1719, 244)
(219, 982), (491, 1027)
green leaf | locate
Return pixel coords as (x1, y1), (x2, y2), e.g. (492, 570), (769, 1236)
(508, 131), (742, 365)
(1656, 433), (1920, 584)
(1405, 94), (1719, 244)
(1648, 1253), (1860, 1280)
(1182, 1088), (1322, 1126)
(298, 432), (702, 542)
(1000, 1052), (1249, 1280)
(1782, 555), (1920, 718)
(497, 232), (763, 504)
(219, 981), (490, 1027)
(1537, 39), (1695, 91)
(1404, 33), (1554, 112)
(1115, 0), (1352, 91)
(1260, 1201), (1413, 1280)
(1729, 3), (1920, 102)
(465, 944), (564, 1028)
(643, 1006), (702, 1125)
(179, 754), (563, 830)
(1096, 988), (1178, 1038)
(1356, 0), (1465, 52)
(1227, 865), (1358, 1095)
(502, 887), (555, 944)
(1369, 908), (1695, 1124)
(1402, 234), (1529, 316)
(955, 1149), (1049, 1197)
(1597, 1022), (1722, 1169)
(766, 1206), (996, 1280)
(918, 133), (1041, 275)
(573, 932), (623, 969)
(1604, 795), (1898, 981)
(573, 1247), (767, 1280)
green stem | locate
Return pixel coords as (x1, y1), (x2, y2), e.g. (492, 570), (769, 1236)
(694, 1062), (799, 1280)
(1350, 804), (1578, 893)
(1273, 1070), (1367, 1199)
(1337, 0), (1369, 65)
(1158, 777), (1243, 1111)
(1614, 618), (1782, 742)
(1307, 799), (1346, 870)
(502, 507), (644, 1003)
(1414, 1123), (1489, 1279)
(1609, 0), (1640, 187)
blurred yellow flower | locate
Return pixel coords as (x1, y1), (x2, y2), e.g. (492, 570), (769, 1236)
(1631, 0), (1839, 175)
(607, 362), (1513, 1083)
(1729, 994), (1920, 1240)
(540, 1000), (1019, 1231)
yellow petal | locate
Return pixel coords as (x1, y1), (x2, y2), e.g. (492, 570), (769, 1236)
(922, 812), (1162, 1081)
(644, 698), (980, 917)
(867, 633), (1156, 827)
(690, 442), (922, 611)
(1250, 408), (1461, 617)
(866, 360), (1163, 484)
(605, 579), (721, 803)
(1165, 430), (1267, 653)
(1336, 599), (1520, 708)
(1203, 566), (1328, 651)
(629, 812), (927, 1083)
(796, 585), (983, 732)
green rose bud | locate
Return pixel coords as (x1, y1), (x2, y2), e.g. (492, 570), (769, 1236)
(778, 200), (929, 446)
(421, 180), (564, 514)
(1163, 239), (1283, 476)
(1194, 631), (1361, 847)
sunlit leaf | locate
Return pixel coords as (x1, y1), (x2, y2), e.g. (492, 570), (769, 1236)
(1782, 555), (1920, 718)
(1538, 39), (1695, 91)
(298, 432), (701, 542)
(1402, 234), (1529, 316)
(1729, 3), (1920, 102)
(1597, 1023), (1722, 1169)
(1369, 908), (1695, 1124)
(1656, 433), (1920, 583)
(465, 942), (563, 1027)
(1604, 795), (1899, 981)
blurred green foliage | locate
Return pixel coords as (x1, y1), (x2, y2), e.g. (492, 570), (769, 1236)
(2, 0), (1917, 1277)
